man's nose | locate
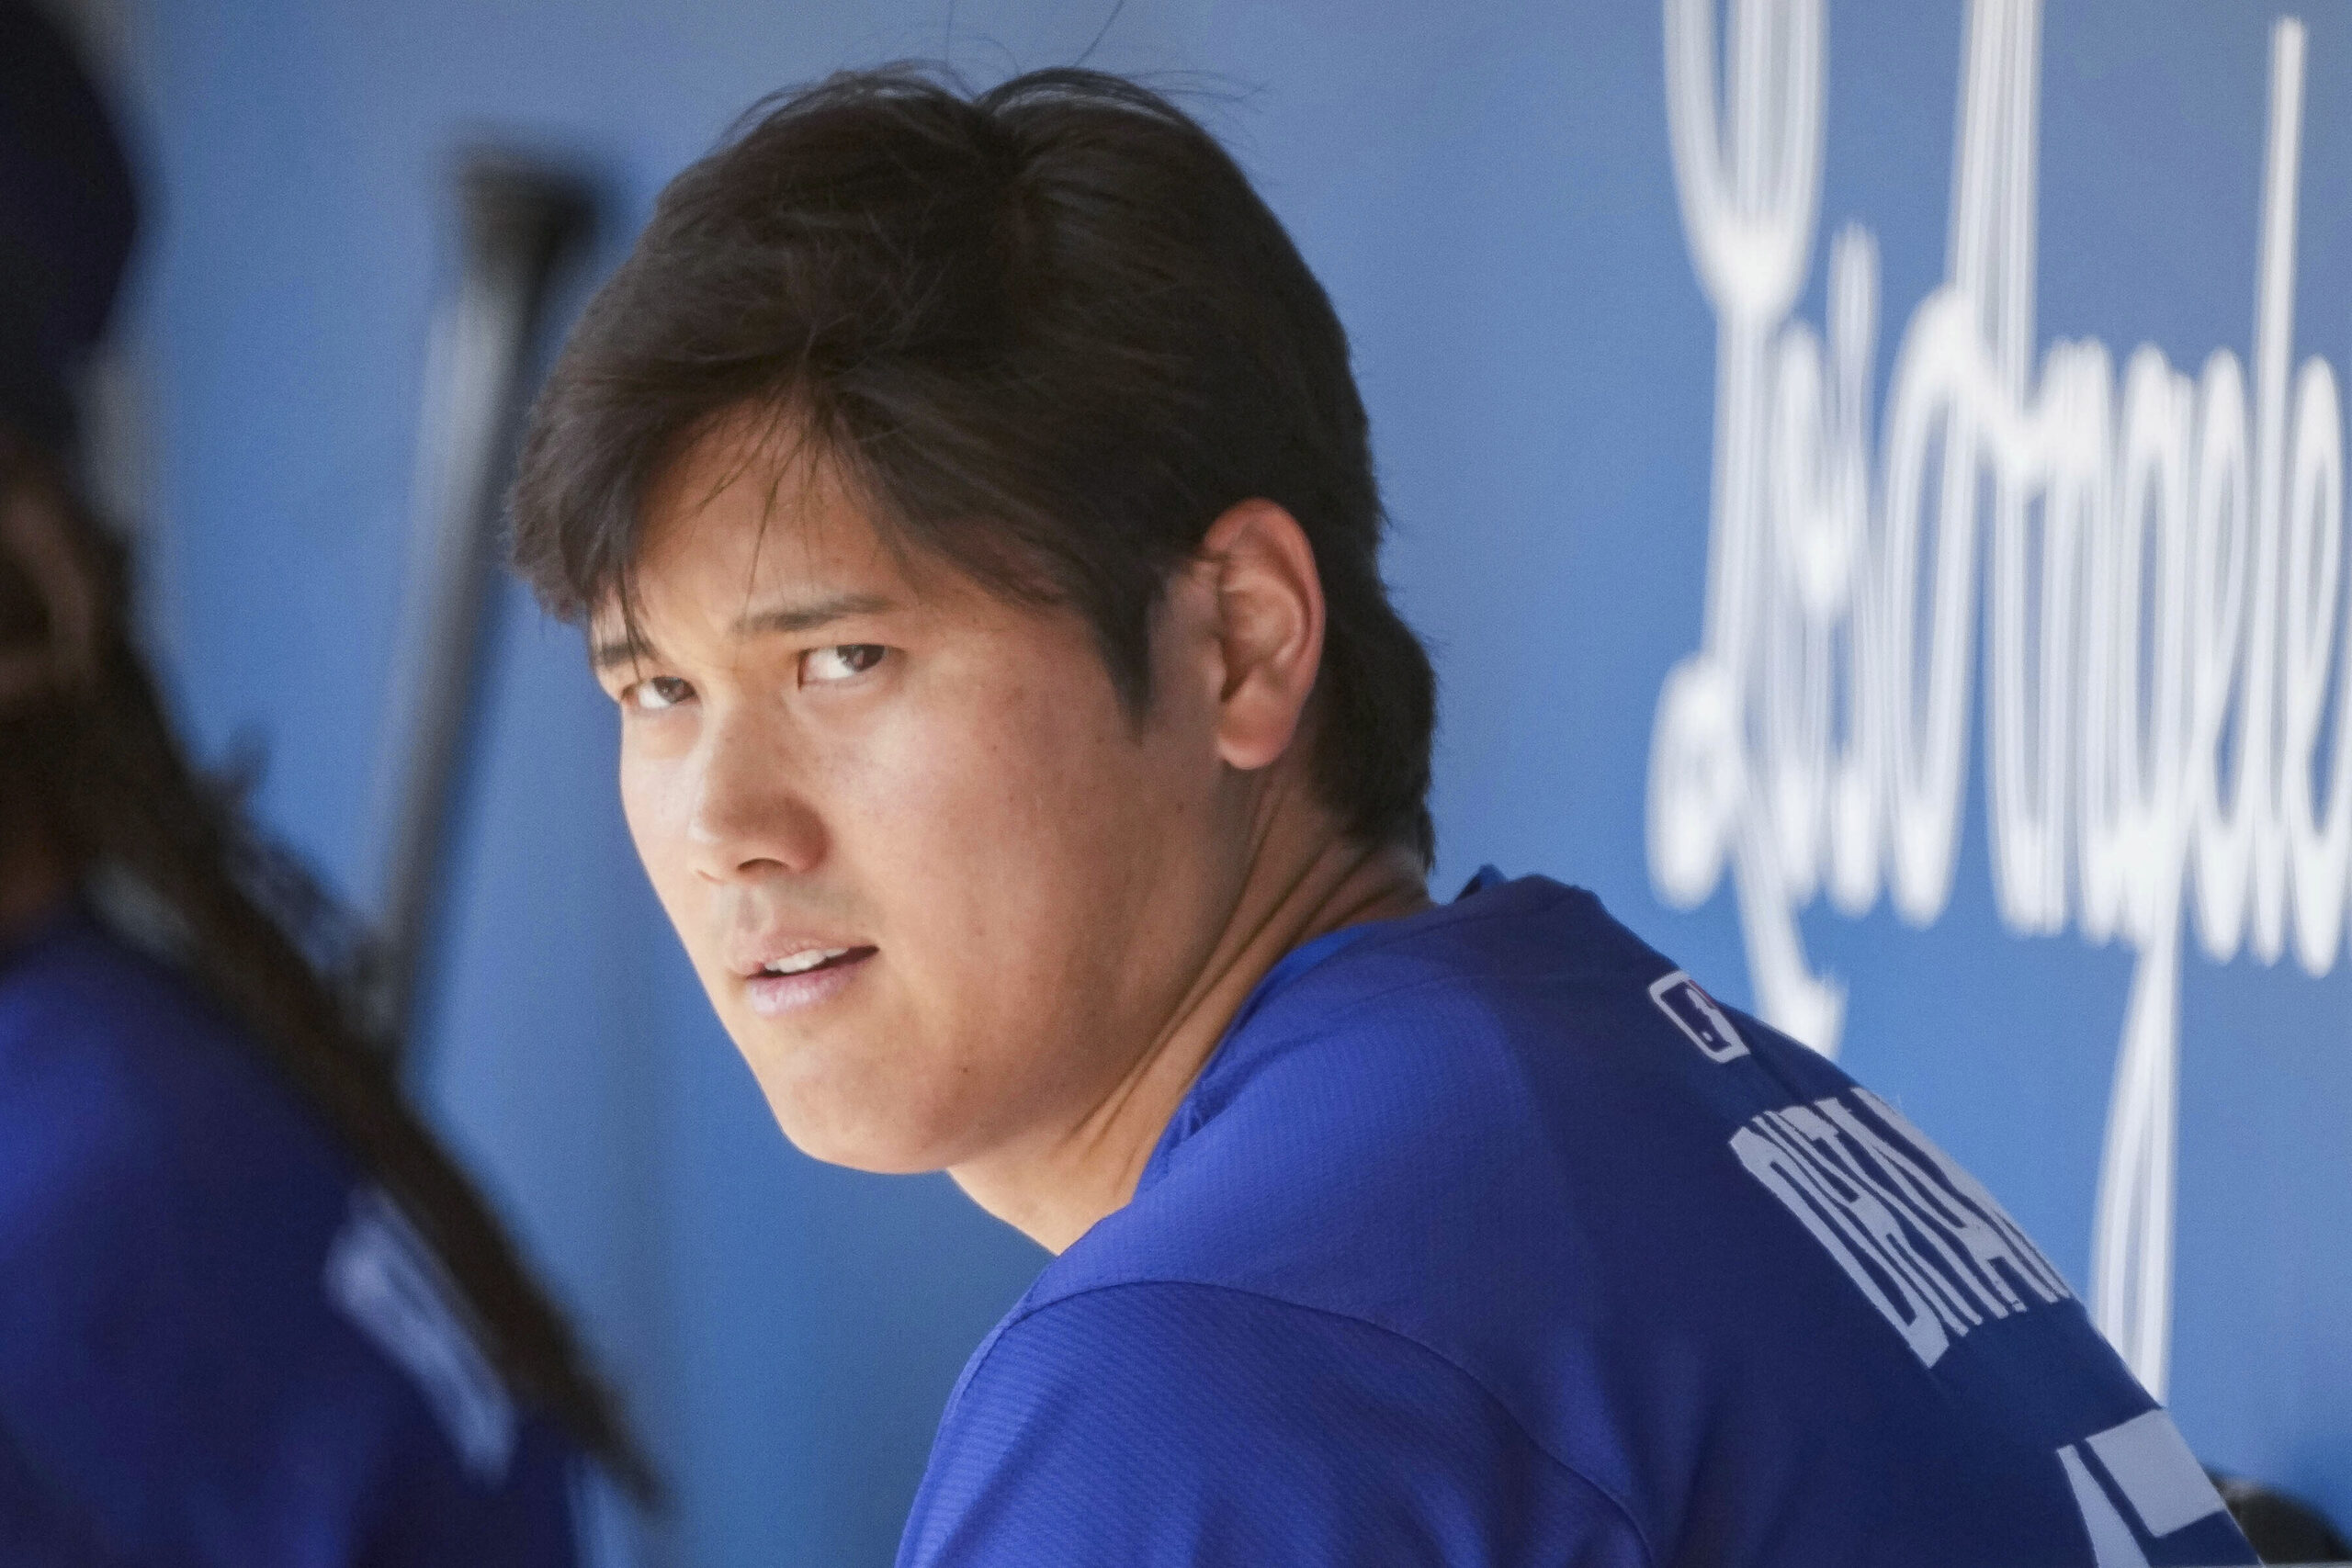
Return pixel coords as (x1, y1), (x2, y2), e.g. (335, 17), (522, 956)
(684, 708), (826, 883)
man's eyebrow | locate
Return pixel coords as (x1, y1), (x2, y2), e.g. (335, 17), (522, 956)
(589, 592), (899, 672)
(732, 592), (899, 637)
(590, 630), (651, 671)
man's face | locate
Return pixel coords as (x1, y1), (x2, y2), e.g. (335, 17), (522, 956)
(594, 424), (1246, 1175)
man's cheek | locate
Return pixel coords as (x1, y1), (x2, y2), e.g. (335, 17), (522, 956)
(621, 797), (711, 979)
(621, 759), (690, 879)
(847, 724), (1013, 893)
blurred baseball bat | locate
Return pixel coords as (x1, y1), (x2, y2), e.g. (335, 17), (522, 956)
(366, 151), (594, 1069)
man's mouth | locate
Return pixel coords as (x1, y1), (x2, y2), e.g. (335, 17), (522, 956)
(741, 945), (877, 1016)
(757, 947), (870, 976)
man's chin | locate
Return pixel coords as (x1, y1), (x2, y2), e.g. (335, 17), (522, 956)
(718, 1007), (971, 1172)
(755, 1080), (956, 1175)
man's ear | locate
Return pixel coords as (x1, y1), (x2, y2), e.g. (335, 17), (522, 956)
(0, 475), (100, 710)
(1195, 499), (1325, 773)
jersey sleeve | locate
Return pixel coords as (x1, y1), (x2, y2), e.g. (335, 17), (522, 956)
(896, 1280), (1652, 1568)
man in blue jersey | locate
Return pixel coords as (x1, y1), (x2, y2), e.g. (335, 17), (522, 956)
(511, 68), (2257, 1568)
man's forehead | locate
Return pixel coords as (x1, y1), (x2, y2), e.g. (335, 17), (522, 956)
(590, 407), (1063, 667)
(641, 416), (891, 574)
(595, 420), (914, 621)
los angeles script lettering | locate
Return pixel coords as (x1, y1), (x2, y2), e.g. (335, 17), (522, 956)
(1645, 0), (2333, 1398)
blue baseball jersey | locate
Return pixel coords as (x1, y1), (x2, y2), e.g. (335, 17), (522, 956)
(0, 907), (594, 1564)
(899, 871), (2256, 1568)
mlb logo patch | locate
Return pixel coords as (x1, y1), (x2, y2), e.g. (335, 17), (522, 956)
(1649, 970), (1749, 1063)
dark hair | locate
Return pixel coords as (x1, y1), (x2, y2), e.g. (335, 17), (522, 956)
(0, 436), (657, 1500)
(511, 66), (1436, 864)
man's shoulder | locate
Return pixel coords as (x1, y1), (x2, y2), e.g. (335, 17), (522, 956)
(968, 1279), (1490, 1404)
(1058, 876), (1846, 1299)
(910, 1278), (1653, 1568)
(1004, 874), (2241, 1566)
(1009, 878), (1810, 1489)
(1189, 872), (1851, 1129)
(1238, 874), (1650, 1040)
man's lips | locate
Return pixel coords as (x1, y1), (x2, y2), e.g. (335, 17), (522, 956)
(741, 946), (877, 1017)
(730, 936), (877, 979)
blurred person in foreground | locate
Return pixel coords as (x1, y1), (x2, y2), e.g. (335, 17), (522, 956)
(513, 68), (2257, 1568)
(0, 5), (648, 1559)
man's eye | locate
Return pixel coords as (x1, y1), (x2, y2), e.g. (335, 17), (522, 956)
(800, 644), (888, 684)
(627, 675), (695, 712)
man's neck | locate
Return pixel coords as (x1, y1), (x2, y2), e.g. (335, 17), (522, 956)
(950, 816), (1432, 1254)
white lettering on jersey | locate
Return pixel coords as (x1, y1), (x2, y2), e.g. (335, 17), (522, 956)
(1731, 1089), (2071, 1365)
(2062, 1446), (2151, 1568)
(2083, 1410), (2229, 1538)
(2059, 1410), (2230, 1565)
(324, 1186), (517, 1483)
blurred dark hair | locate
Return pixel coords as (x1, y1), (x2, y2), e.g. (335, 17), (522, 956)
(511, 65), (1437, 865)
(2211, 1472), (2351, 1564)
(0, 2), (139, 452)
(0, 434), (655, 1500)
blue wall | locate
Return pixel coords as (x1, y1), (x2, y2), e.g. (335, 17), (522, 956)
(124, 0), (2350, 1561)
